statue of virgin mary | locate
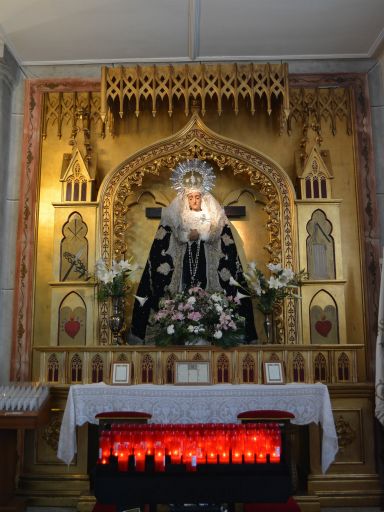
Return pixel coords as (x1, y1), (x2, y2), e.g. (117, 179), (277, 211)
(130, 159), (257, 343)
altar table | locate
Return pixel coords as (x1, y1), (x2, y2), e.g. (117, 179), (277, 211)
(57, 383), (338, 473)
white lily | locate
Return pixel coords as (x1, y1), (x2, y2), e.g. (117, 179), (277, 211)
(267, 262), (282, 273)
(235, 290), (249, 300)
(134, 295), (148, 307)
(229, 276), (241, 287)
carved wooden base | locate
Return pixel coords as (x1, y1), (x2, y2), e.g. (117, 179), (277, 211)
(0, 430), (26, 512)
(0, 498), (26, 512)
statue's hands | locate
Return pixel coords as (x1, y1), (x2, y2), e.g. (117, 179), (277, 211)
(189, 229), (200, 241)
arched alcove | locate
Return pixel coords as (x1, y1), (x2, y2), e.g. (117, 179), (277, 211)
(309, 290), (339, 344)
(98, 114), (298, 344)
(58, 292), (86, 346)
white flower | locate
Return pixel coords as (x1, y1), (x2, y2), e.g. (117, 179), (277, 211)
(279, 268), (294, 284)
(229, 276), (241, 287)
(251, 278), (262, 296)
(267, 263), (282, 273)
(210, 293), (222, 303)
(95, 258), (107, 277)
(214, 330), (223, 339)
(248, 261), (257, 271)
(235, 291), (249, 300)
(187, 296), (196, 304)
(134, 295), (148, 307)
(187, 325), (195, 332)
(167, 324), (175, 335)
(215, 304), (223, 313)
(268, 276), (284, 289)
(99, 270), (115, 284)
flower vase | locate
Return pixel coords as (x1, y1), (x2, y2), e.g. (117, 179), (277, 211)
(109, 296), (125, 345)
(263, 312), (274, 344)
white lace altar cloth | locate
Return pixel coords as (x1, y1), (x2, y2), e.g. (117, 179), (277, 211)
(57, 383), (338, 473)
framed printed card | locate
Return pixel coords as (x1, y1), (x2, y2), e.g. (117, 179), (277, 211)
(111, 363), (130, 385)
(263, 362), (285, 384)
(174, 361), (211, 385)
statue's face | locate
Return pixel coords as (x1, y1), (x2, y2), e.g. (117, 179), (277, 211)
(187, 192), (202, 211)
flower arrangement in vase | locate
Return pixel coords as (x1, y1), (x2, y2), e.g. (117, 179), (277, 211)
(148, 286), (245, 348)
(95, 258), (138, 344)
(234, 262), (307, 343)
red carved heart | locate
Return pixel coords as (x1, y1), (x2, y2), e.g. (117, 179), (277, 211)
(65, 318), (81, 338)
(315, 319), (332, 337)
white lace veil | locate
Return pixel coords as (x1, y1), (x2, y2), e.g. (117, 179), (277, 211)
(161, 191), (228, 293)
(161, 192), (227, 241)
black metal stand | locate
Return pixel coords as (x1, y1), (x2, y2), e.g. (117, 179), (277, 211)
(94, 459), (292, 512)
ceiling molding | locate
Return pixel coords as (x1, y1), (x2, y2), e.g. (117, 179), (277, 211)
(188, 0), (200, 60)
(20, 52), (375, 68)
(369, 27), (384, 57)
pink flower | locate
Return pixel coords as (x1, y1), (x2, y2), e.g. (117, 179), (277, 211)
(172, 311), (184, 321)
(188, 311), (202, 321)
(219, 312), (231, 323)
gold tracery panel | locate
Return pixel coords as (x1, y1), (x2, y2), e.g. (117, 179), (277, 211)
(41, 86), (352, 141)
(100, 63), (290, 120)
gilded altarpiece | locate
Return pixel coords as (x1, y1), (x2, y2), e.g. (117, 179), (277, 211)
(11, 68), (382, 509)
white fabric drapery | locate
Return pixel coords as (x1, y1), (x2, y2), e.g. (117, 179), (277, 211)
(57, 382), (338, 473)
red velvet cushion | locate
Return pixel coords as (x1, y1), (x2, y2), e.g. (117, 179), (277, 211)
(237, 410), (295, 420)
(92, 504), (116, 512)
(95, 411), (152, 420)
(244, 497), (300, 512)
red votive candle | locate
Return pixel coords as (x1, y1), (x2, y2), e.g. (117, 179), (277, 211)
(154, 448), (165, 472)
(244, 448), (255, 463)
(207, 450), (217, 464)
(231, 450), (242, 464)
(135, 449), (145, 472)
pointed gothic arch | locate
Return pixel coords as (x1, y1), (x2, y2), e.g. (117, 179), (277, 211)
(98, 114), (298, 343)
(99, 114), (296, 265)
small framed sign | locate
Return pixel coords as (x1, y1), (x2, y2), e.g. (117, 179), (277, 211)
(111, 363), (131, 385)
(175, 361), (211, 385)
(263, 362), (285, 384)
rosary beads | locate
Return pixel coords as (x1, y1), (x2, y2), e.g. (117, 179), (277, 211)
(188, 239), (201, 286)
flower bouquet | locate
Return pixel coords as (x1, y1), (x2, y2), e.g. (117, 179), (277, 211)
(94, 258), (138, 301)
(149, 286), (245, 348)
(242, 262), (306, 314)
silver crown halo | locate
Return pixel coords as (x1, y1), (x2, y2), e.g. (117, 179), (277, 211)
(170, 159), (216, 195)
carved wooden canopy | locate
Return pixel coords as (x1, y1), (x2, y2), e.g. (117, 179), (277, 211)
(100, 63), (290, 120)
